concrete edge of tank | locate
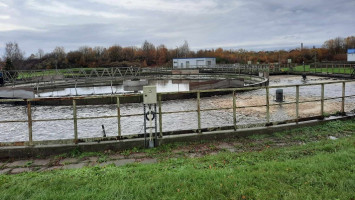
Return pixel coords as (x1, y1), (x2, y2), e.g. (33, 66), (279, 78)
(1, 114), (353, 159)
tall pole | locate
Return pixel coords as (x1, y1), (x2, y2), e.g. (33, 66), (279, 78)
(313, 46), (316, 65)
(175, 46), (179, 58)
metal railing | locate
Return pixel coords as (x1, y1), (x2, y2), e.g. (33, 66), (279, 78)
(2, 63), (354, 87)
(309, 63), (355, 75)
(0, 64), (290, 86)
(0, 80), (354, 147)
(0, 67), (142, 85)
(172, 64), (285, 73)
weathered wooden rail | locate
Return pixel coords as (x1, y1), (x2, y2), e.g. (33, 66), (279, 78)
(0, 80), (354, 147)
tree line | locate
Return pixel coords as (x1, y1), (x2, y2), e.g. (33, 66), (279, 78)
(1, 36), (354, 71)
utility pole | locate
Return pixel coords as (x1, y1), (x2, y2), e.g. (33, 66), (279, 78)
(175, 46), (179, 58)
(313, 46), (316, 64)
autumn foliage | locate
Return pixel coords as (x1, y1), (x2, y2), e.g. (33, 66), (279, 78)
(2, 36), (355, 70)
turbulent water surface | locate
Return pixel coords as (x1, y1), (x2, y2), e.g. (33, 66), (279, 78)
(0, 75), (354, 142)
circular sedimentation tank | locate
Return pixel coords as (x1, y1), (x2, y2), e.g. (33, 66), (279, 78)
(1, 69), (354, 144)
(27, 73), (269, 100)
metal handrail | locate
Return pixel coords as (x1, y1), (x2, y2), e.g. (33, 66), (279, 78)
(0, 80), (354, 146)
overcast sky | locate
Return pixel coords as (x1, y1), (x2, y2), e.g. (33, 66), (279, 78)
(0, 0), (354, 56)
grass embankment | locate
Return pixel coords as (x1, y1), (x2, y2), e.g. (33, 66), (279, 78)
(1, 119), (355, 199)
(282, 65), (353, 74)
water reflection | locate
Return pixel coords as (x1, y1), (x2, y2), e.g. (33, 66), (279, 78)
(37, 78), (245, 97)
(38, 79), (190, 97)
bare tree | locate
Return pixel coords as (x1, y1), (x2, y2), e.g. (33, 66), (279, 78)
(37, 49), (44, 59)
(142, 40), (155, 65)
(345, 36), (355, 49)
(93, 46), (105, 59)
(52, 46), (66, 59)
(3, 42), (24, 70)
(52, 46), (66, 69)
(178, 40), (190, 58)
(323, 37), (345, 54)
(334, 37), (345, 54)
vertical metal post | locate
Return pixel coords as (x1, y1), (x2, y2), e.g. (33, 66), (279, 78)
(158, 94), (163, 138)
(296, 85), (299, 122)
(266, 87), (270, 123)
(73, 99), (78, 143)
(321, 83), (324, 117)
(326, 64), (328, 74)
(332, 64), (334, 74)
(233, 90), (237, 131)
(341, 82), (345, 114)
(117, 97), (121, 137)
(197, 92), (201, 134)
(27, 101), (33, 146)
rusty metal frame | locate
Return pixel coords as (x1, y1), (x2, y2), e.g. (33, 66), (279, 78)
(0, 67), (142, 85)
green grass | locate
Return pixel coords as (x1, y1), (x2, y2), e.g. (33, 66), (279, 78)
(281, 65), (354, 74)
(1, 119), (355, 199)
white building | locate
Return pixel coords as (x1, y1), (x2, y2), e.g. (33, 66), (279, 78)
(347, 49), (355, 62)
(173, 58), (216, 68)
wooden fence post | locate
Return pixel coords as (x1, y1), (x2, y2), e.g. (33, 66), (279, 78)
(296, 85), (299, 122)
(266, 87), (270, 123)
(158, 94), (163, 138)
(341, 82), (345, 114)
(117, 97), (121, 137)
(321, 84), (324, 117)
(233, 90), (237, 130)
(27, 101), (33, 146)
(197, 92), (201, 134)
(73, 99), (78, 143)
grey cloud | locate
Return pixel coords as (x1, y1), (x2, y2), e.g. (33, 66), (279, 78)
(0, 0), (354, 56)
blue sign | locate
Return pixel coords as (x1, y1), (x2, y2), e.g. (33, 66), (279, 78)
(348, 49), (355, 54)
